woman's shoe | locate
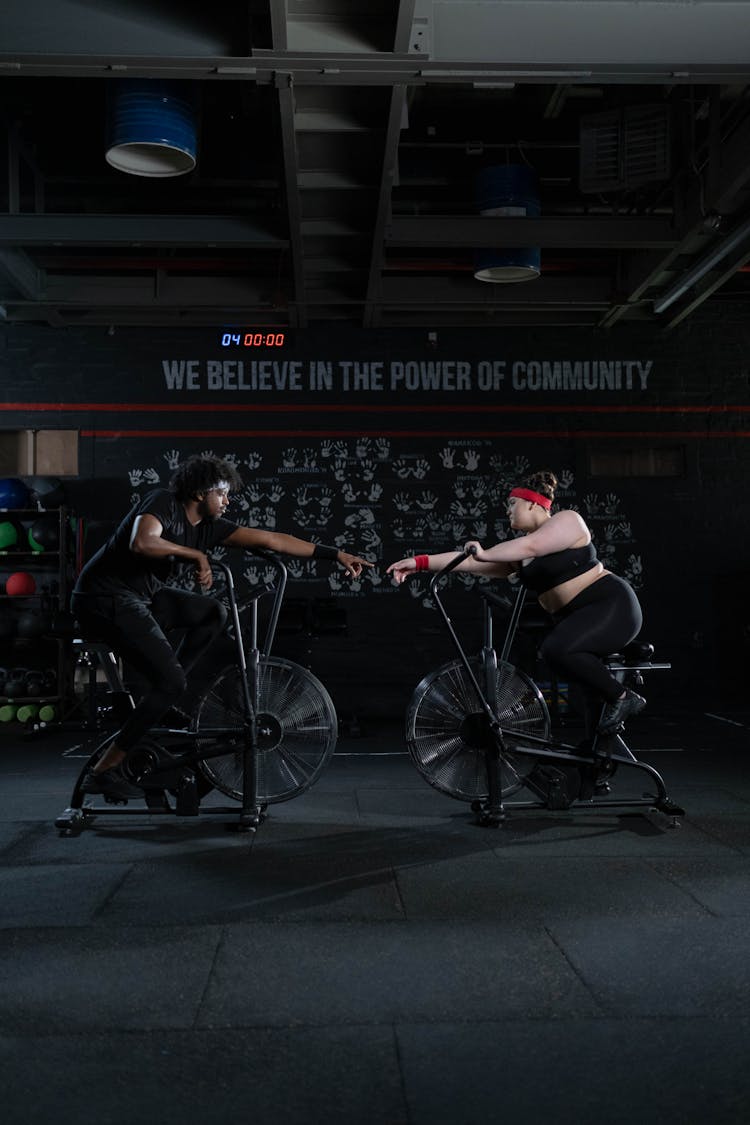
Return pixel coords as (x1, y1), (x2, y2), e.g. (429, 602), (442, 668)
(598, 689), (646, 733)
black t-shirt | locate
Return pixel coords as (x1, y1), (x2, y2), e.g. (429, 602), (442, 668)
(74, 488), (238, 599)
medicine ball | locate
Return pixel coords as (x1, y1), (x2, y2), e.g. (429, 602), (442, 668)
(5, 572), (36, 596)
(0, 518), (25, 552)
(28, 515), (59, 552)
(0, 704), (16, 722)
(0, 478), (29, 509)
(24, 476), (64, 510)
(38, 703), (56, 723)
(0, 610), (16, 641)
(17, 610), (49, 639)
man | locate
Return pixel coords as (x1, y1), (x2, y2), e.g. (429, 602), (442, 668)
(71, 454), (371, 799)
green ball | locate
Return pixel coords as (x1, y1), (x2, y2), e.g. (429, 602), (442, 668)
(0, 521), (19, 551)
(0, 704), (17, 722)
(17, 703), (39, 724)
(38, 704), (56, 723)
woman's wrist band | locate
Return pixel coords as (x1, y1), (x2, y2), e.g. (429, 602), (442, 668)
(414, 554), (430, 571)
(312, 543), (339, 561)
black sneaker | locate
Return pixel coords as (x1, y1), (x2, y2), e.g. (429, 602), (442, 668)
(160, 706), (192, 729)
(598, 689), (646, 734)
(80, 766), (144, 800)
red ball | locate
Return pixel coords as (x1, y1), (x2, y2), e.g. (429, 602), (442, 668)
(5, 572), (36, 596)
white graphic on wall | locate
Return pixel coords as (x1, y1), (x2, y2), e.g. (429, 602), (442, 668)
(124, 441), (644, 607)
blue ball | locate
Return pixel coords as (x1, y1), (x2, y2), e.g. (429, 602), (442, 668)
(0, 479), (30, 510)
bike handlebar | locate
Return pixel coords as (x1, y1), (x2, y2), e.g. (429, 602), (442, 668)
(211, 550), (288, 659)
(428, 545), (477, 599)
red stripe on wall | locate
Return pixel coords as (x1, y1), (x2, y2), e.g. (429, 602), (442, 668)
(4, 402), (750, 416)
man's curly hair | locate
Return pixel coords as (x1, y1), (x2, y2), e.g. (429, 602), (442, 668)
(170, 455), (243, 502)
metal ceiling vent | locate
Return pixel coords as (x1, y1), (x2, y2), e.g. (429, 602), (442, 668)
(579, 104), (671, 193)
(106, 81), (197, 177)
(474, 165), (541, 283)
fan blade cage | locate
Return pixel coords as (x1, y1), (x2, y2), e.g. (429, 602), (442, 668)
(406, 658), (550, 801)
(194, 657), (337, 803)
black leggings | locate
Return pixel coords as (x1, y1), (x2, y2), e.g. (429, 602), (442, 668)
(71, 586), (227, 752)
(539, 574), (643, 704)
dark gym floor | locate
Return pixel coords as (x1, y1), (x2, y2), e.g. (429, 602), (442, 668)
(1, 707), (750, 1125)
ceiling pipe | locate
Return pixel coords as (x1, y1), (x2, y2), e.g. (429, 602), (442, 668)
(653, 214), (750, 313)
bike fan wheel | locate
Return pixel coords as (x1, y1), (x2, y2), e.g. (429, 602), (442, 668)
(194, 657), (337, 803)
(406, 658), (550, 801)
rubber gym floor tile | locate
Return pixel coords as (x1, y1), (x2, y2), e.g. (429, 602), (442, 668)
(664, 785), (750, 814)
(246, 816), (387, 849)
(9, 815), (256, 865)
(392, 855), (708, 922)
(197, 921), (602, 1027)
(680, 813), (750, 853)
(0, 820), (37, 855)
(0, 1026), (409, 1125)
(546, 916), (750, 1017)
(251, 790), (361, 824)
(0, 862), (132, 928)
(0, 926), (222, 1034)
(354, 786), (471, 824)
(646, 856), (750, 915)
(484, 811), (736, 857)
(395, 1018), (750, 1125)
(97, 849), (403, 925)
(0, 792), (89, 822)
(313, 754), (416, 791)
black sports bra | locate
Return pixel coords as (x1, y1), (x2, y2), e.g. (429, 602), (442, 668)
(518, 542), (599, 595)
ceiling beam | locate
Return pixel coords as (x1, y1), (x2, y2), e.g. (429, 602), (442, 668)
(601, 106), (750, 326)
(380, 274), (610, 307)
(2, 53), (749, 85)
(0, 247), (43, 298)
(276, 71), (306, 327)
(364, 84), (408, 327)
(386, 215), (678, 249)
(269, 0), (288, 52)
(0, 214), (287, 247)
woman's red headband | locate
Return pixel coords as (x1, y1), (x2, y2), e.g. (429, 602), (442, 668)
(509, 486), (552, 511)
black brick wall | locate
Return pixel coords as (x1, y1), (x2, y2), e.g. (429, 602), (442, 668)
(2, 310), (748, 715)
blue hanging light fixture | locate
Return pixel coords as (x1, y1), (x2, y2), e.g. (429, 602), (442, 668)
(106, 80), (197, 178)
(474, 164), (541, 282)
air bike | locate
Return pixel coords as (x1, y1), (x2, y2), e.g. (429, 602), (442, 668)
(405, 550), (685, 829)
(55, 554), (337, 837)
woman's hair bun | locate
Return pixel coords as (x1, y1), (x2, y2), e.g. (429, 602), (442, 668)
(525, 469), (558, 501)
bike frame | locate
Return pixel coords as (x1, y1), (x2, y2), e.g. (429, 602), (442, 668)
(58, 551), (288, 834)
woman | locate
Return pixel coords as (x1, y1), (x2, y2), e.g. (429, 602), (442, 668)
(386, 470), (645, 736)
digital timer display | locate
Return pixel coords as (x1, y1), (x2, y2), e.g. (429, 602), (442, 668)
(220, 332), (285, 347)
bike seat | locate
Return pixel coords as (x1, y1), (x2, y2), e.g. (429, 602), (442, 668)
(480, 589), (513, 613)
(605, 641), (655, 665)
(72, 628), (116, 650)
